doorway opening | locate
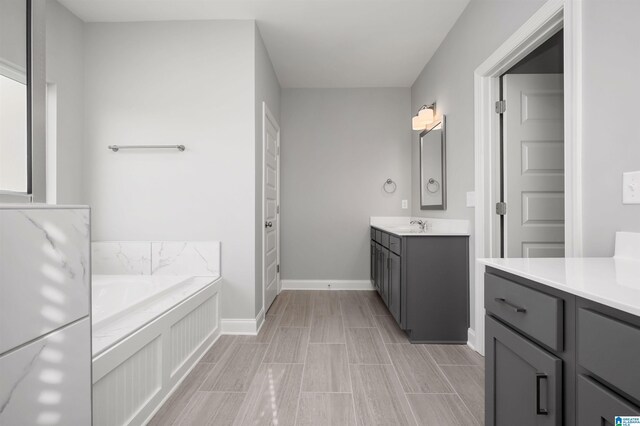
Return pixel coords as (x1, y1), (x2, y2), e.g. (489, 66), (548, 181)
(498, 30), (565, 258)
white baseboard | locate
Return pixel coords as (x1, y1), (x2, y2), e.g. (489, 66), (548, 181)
(281, 280), (374, 291)
(467, 328), (483, 356)
(221, 308), (264, 335)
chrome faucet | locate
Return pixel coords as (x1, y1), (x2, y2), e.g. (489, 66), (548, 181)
(410, 219), (427, 232)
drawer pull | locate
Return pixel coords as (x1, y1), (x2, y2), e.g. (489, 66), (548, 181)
(494, 297), (527, 313)
(536, 373), (549, 415)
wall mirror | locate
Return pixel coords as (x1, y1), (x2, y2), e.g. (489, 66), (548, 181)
(0, 0), (29, 194)
(419, 116), (446, 210)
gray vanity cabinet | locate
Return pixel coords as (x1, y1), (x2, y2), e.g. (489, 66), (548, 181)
(486, 267), (640, 426)
(370, 227), (469, 343)
(486, 316), (562, 425)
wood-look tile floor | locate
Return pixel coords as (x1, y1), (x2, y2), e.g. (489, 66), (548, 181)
(150, 290), (485, 426)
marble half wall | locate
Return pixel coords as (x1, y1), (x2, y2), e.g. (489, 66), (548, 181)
(92, 241), (220, 277)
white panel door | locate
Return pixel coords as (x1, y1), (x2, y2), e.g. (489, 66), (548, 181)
(263, 104), (280, 312)
(503, 74), (564, 258)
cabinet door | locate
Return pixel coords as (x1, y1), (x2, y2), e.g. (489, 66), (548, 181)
(388, 251), (401, 323)
(374, 245), (382, 295)
(577, 374), (640, 426)
(370, 240), (376, 284)
(486, 316), (562, 426)
(381, 248), (389, 304)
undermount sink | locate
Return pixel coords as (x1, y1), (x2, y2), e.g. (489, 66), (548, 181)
(388, 226), (426, 233)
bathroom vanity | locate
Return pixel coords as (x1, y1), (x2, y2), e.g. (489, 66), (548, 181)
(370, 217), (470, 343)
(481, 233), (640, 425)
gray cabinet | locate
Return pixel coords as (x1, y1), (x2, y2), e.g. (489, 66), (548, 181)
(486, 316), (562, 425)
(486, 267), (640, 426)
(370, 226), (469, 343)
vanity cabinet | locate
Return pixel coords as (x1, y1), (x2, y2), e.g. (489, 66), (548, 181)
(370, 226), (469, 343)
(485, 267), (640, 426)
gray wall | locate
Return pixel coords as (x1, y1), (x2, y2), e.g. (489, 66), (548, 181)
(82, 20), (259, 320)
(280, 88), (411, 280)
(46, 0), (85, 204)
(410, 0), (547, 329)
(582, 0), (640, 256)
(254, 25), (281, 314)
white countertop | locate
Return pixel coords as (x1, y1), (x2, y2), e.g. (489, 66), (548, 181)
(479, 257), (640, 317)
(370, 216), (470, 237)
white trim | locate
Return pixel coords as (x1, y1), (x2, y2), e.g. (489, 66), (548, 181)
(467, 328), (477, 352)
(281, 280), (375, 291)
(221, 318), (258, 335)
(473, 0), (581, 356)
(261, 101), (281, 321)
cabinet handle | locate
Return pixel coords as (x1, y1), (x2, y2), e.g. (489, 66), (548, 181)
(494, 297), (526, 313)
(536, 373), (549, 415)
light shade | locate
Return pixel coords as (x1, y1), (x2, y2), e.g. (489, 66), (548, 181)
(412, 104), (435, 131)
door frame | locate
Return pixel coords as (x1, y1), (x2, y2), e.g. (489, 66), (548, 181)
(261, 101), (281, 317)
(473, 0), (583, 354)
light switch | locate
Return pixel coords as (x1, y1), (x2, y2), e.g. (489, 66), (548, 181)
(466, 191), (476, 207)
(623, 171), (640, 204)
(401, 200), (408, 209)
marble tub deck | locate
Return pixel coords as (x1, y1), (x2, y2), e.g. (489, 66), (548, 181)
(149, 290), (485, 426)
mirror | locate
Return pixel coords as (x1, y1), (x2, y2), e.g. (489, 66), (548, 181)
(0, 0), (28, 193)
(419, 116), (446, 210)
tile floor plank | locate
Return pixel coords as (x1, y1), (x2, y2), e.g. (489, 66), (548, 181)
(350, 364), (417, 426)
(440, 365), (485, 424)
(148, 363), (217, 426)
(310, 315), (345, 343)
(407, 393), (480, 426)
(201, 335), (237, 363)
(341, 302), (376, 328)
(422, 344), (484, 366)
(200, 343), (269, 392)
(302, 344), (351, 392)
(263, 326), (310, 363)
(280, 303), (312, 327)
(176, 391), (245, 426)
(386, 343), (453, 393)
(345, 328), (390, 364)
(297, 393), (356, 426)
(374, 315), (409, 343)
(233, 363), (304, 426)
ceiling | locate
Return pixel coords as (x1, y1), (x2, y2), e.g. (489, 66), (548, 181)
(58, 0), (470, 88)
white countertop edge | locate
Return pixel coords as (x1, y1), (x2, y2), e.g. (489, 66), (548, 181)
(370, 224), (470, 237)
(0, 203), (90, 210)
(479, 258), (640, 318)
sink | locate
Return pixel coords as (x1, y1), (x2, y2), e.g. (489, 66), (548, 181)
(389, 226), (425, 234)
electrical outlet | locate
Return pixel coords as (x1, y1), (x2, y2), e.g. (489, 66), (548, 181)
(401, 199), (408, 209)
(623, 171), (640, 204)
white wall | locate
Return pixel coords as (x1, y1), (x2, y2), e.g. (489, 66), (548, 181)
(410, 0), (546, 331)
(582, 0), (640, 256)
(46, 0), (85, 204)
(280, 88), (411, 280)
(254, 24), (281, 314)
(83, 20), (258, 320)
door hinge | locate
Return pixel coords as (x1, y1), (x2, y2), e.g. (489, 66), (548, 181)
(276, 264), (280, 273)
(496, 202), (507, 215)
(495, 100), (506, 114)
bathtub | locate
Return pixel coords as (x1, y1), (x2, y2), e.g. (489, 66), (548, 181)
(91, 274), (222, 426)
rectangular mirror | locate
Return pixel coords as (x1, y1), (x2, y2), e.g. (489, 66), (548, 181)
(420, 116), (446, 210)
(0, 0), (29, 194)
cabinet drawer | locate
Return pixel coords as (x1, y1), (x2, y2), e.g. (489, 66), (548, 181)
(485, 273), (563, 351)
(577, 374), (640, 425)
(370, 227), (376, 241)
(375, 229), (382, 243)
(380, 231), (390, 248)
(389, 235), (401, 255)
(578, 308), (640, 402)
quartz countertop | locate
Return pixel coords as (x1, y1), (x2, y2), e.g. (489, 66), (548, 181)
(479, 257), (640, 317)
(370, 216), (470, 237)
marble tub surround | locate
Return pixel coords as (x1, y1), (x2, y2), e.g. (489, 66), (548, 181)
(0, 205), (90, 354)
(92, 276), (221, 356)
(370, 216), (470, 236)
(480, 232), (640, 317)
(92, 240), (220, 276)
(92, 241), (151, 275)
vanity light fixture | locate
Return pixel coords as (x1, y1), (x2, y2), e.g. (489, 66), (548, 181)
(412, 103), (436, 131)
